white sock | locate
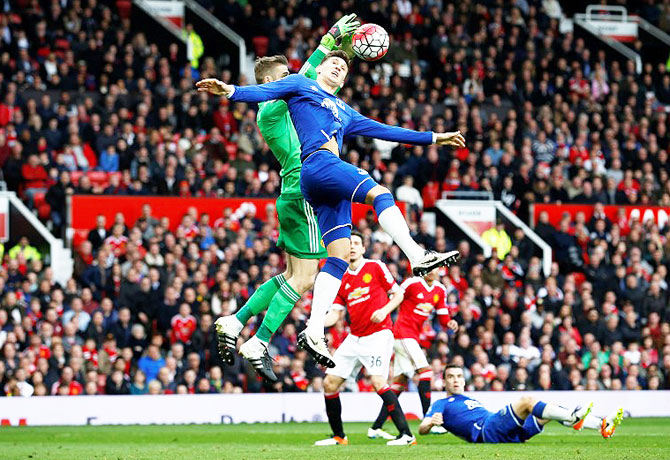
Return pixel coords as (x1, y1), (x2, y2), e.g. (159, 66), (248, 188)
(307, 271), (343, 336)
(541, 404), (575, 423)
(581, 414), (603, 430)
(377, 206), (425, 264)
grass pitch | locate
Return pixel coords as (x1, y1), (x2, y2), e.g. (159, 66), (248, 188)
(1, 418), (668, 460)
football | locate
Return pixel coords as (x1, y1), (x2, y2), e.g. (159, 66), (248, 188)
(351, 23), (389, 61)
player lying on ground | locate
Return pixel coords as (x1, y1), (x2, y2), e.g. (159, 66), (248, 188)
(213, 15), (359, 382)
(315, 231), (416, 446)
(418, 365), (624, 442)
(197, 50), (464, 369)
(369, 267), (458, 439)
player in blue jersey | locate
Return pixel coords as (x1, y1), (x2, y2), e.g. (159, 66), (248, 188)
(418, 365), (624, 442)
(196, 51), (463, 367)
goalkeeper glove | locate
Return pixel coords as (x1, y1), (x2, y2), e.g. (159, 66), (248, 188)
(321, 13), (360, 50)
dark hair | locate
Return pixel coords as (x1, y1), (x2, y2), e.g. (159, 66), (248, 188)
(445, 364), (462, 371)
(254, 55), (289, 84)
(322, 50), (350, 72)
(350, 229), (364, 244)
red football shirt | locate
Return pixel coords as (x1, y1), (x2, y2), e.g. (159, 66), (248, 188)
(393, 277), (451, 340)
(333, 259), (399, 337)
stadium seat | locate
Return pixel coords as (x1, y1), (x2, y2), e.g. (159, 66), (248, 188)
(252, 36), (269, 57)
(422, 182), (440, 209)
(72, 229), (88, 249)
(32, 191), (46, 208)
(37, 203), (51, 220)
(116, 0), (132, 20)
(70, 170), (83, 186)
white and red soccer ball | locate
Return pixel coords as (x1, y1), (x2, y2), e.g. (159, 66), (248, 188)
(351, 23), (389, 61)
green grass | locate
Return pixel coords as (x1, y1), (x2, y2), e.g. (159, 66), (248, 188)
(0, 418), (668, 460)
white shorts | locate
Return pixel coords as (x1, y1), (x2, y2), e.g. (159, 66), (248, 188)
(326, 329), (394, 379)
(393, 338), (429, 377)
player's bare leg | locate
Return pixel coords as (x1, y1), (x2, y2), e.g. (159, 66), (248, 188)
(299, 238), (350, 368)
(315, 375), (349, 446)
(364, 185), (459, 276)
(241, 256), (318, 382)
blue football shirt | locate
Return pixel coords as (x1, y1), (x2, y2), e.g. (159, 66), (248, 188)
(228, 74), (434, 160)
(426, 394), (493, 443)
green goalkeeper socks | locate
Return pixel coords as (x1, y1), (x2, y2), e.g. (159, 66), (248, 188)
(235, 274), (286, 325)
(256, 281), (301, 343)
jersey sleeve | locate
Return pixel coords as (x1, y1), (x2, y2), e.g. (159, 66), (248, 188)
(375, 261), (398, 293)
(435, 284), (451, 328)
(346, 109), (434, 145)
(332, 285), (347, 310)
(299, 44), (329, 80)
(229, 74), (303, 103)
(425, 399), (445, 418)
(257, 100), (289, 137)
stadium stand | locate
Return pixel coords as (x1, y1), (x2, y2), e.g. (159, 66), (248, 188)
(1, 0), (670, 397)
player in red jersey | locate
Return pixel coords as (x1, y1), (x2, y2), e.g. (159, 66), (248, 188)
(370, 267), (458, 436)
(314, 231), (416, 447)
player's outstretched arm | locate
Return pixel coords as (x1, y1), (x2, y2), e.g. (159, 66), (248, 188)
(347, 110), (466, 148)
(196, 74), (303, 103)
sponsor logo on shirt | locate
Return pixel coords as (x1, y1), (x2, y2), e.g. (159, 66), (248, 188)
(349, 286), (370, 300)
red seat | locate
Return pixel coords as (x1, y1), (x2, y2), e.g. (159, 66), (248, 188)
(70, 170), (83, 185)
(32, 191), (46, 208)
(72, 229), (89, 249)
(37, 203), (51, 220)
(87, 171), (107, 186)
(252, 36), (269, 57)
(116, 0), (132, 19)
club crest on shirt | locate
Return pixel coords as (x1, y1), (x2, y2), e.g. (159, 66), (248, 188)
(321, 98), (342, 121)
(434, 294), (440, 303)
(363, 273), (372, 283)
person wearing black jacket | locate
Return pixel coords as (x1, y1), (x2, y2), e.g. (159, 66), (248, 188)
(45, 170), (74, 237)
(87, 214), (108, 252)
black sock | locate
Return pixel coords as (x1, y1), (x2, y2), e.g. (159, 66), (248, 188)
(418, 379), (432, 416)
(378, 387), (411, 436)
(372, 386), (403, 429)
(372, 403), (389, 430)
(324, 393), (345, 438)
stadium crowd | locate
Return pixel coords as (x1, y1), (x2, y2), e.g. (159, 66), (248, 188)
(2, 0), (670, 397)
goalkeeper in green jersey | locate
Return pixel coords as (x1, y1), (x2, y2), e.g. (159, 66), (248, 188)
(214, 14), (359, 382)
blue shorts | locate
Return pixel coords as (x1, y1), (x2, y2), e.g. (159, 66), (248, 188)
(480, 405), (544, 443)
(300, 150), (377, 246)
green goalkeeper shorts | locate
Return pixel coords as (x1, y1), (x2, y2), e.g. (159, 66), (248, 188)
(276, 194), (328, 259)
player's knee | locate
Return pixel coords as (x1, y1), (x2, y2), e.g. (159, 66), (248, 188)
(365, 185), (389, 204)
(323, 376), (341, 393)
(369, 376), (387, 392)
(290, 275), (314, 295)
(520, 396), (536, 411)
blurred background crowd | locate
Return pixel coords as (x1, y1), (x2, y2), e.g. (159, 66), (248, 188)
(1, 0), (670, 397)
